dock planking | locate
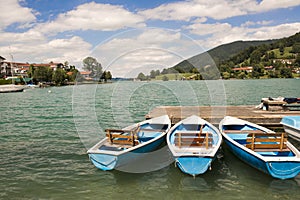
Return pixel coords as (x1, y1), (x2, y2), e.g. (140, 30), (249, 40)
(145, 106), (300, 129)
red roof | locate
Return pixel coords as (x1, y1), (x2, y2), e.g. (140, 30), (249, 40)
(80, 71), (91, 75)
(232, 67), (253, 71)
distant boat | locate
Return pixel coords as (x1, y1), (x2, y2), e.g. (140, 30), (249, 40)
(219, 116), (300, 179)
(166, 115), (222, 177)
(87, 115), (171, 171)
(0, 84), (24, 93)
(281, 116), (300, 142)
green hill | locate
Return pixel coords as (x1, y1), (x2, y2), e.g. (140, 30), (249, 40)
(170, 40), (275, 76)
(167, 32), (300, 79)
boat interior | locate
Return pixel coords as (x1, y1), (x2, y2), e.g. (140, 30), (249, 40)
(223, 125), (295, 157)
(172, 124), (217, 150)
(98, 123), (169, 151)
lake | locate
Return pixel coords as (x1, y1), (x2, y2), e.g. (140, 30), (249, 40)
(1, 79), (300, 199)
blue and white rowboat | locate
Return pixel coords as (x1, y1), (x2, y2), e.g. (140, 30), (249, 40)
(281, 116), (300, 142)
(220, 116), (300, 179)
(87, 115), (171, 171)
(166, 115), (222, 177)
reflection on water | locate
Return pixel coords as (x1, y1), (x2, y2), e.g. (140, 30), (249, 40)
(269, 179), (299, 194)
(180, 176), (210, 191)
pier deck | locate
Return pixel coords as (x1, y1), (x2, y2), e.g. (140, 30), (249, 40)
(145, 106), (300, 129)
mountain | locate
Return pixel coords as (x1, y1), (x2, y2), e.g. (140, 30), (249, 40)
(166, 32), (300, 79)
(170, 40), (276, 74)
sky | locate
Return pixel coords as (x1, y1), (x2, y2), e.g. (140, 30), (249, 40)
(0, 0), (300, 77)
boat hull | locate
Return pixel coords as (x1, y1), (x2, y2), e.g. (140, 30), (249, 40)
(176, 157), (213, 176)
(223, 138), (300, 179)
(89, 136), (165, 171)
(167, 115), (222, 177)
(281, 116), (300, 142)
(220, 116), (300, 179)
(0, 85), (24, 93)
(87, 115), (171, 171)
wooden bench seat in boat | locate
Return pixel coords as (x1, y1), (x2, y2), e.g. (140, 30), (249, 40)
(105, 128), (139, 146)
(245, 132), (289, 152)
(139, 128), (165, 132)
(174, 131), (213, 149)
(223, 130), (264, 134)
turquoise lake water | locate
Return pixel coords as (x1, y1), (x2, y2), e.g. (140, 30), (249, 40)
(1, 79), (300, 199)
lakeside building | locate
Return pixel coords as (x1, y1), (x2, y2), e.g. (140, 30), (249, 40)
(272, 59), (295, 65)
(0, 56), (64, 78)
(232, 66), (275, 73)
(80, 71), (92, 80)
(232, 66), (253, 73)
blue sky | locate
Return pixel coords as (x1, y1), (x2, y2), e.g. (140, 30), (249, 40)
(1, 0), (300, 77)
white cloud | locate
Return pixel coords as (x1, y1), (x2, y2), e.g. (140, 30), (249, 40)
(139, 0), (300, 21)
(34, 2), (145, 35)
(255, 0), (300, 11)
(0, 30), (45, 45)
(0, 1), (37, 30)
(0, 35), (91, 67)
(185, 23), (232, 36)
(91, 28), (206, 77)
(189, 22), (300, 49)
(139, 0), (245, 21)
(241, 20), (273, 27)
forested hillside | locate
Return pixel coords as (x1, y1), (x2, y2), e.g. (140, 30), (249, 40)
(137, 32), (300, 80)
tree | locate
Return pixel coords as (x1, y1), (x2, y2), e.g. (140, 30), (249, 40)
(137, 72), (147, 81)
(291, 43), (300, 53)
(33, 66), (53, 82)
(251, 65), (264, 79)
(52, 68), (66, 85)
(295, 54), (300, 67)
(162, 75), (169, 81)
(222, 72), (230, 79)
(27, 64), (35, 78)
(280, 68), (293, 78)
(155, 70), (160, 76)
(105, 71), (112, 81)
(100, 71), (112, 82)
(150, 70), (156, 79)
(82, 57), (102, 78)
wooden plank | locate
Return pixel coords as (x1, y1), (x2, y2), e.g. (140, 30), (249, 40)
(106, 133), (138, 140)
(174, 131), (213, 137)
(178, 132), (181, 148)
(245, 132), (288, 151)
(175, 131), (213, 149)
(175, 137), (213, 143)
(139, 128), (165, 132)
(246, 138), (287, 143)
(178, 143), (212, 147)
(112, 139), (139, 146)
(252, 148), (290, 152)
(251, 133), (255, 150)
(146, 106), (300, 129)
(280, 133), (284, 150)
(245, 143), (287, 149)
(205, 132), (209, 149)
(105, 129), (131, 133)
(247, 133), (287, 137)
(224, 130), (264, 134)
(282, 103), (300, 107)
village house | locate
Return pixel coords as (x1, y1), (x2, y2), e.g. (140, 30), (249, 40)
(272, 59), (295, 65)
(232, 66), (253, 73)
(0, 56), (10, 77)
(264, 66), (274, 71)
(80, 71), (92, 80)
(0, 56), (64, 78)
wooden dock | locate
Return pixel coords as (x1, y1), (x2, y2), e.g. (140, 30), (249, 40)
(145, 106), (300, 130)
